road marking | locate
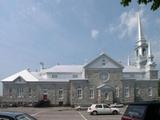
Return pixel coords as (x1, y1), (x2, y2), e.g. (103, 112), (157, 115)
(78, 111), (88, 120)
(31, 111), (45, 116)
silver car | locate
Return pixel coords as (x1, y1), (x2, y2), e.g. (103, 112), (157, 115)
(87, 104), (120, 115)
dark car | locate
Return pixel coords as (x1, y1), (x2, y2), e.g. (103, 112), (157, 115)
(0, 112), (37, 120)
(121, 102), (160, 120)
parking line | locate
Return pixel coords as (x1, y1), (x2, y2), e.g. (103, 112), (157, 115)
(31, 111), (45, 116)
(78, 111), (88, 120)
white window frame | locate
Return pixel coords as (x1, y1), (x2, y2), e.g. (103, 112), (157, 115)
(148, 87), (152, 96)
(89, 88), (94, 99)
(77, 88), (83, 99)
(124, 86), (130, 98)
(17, 88), (24, 98)
(58, 88), (64, 99)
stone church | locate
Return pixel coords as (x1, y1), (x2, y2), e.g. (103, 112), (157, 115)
(1, 13), (159, 106)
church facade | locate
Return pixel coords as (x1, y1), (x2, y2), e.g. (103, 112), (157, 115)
(1, 14), (159, 106)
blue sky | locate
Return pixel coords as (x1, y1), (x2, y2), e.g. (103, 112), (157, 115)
(0, 0), (160, 79)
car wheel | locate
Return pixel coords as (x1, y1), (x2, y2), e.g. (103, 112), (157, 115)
(112, 110), (118, 115)
(92, 111), (97, 115)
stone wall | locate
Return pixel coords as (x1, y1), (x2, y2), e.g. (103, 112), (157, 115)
(135, 80), (159, 102)
(3, 82), (70, 106)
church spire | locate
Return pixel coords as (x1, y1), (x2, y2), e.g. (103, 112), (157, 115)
(135, 12), (148, 68)
(137, 12), (145, 42)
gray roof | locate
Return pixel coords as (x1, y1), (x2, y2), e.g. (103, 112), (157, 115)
(41, 65), (84, 73)
(123, 65), (145, 73)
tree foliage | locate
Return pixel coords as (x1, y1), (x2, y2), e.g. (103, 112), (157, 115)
(121, 0), (160, 11)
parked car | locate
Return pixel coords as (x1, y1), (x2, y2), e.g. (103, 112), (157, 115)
(87, 104), (120, 115)
(121, 102), (160, 120)
(0, 112), (37, 120)
(110, 103), (124, 108)
(75, 105), (90, 111)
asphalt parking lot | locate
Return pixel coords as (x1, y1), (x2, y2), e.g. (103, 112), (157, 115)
(0, 107), (125, 120)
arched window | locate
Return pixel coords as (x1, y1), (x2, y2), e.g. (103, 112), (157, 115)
(142, 48), (146, 56)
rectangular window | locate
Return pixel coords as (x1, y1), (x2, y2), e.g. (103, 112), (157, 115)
(148, 87), (152, 96)
(89, 89), (94, 99)
(17, 88), (24, 98)
(116, 86), (120, 97)
(96, 104), (102, 108)
(124, 86), (129, 98)
(58, 89), (63, 99)
(77, 88), (83, 99)
(28, 88), (32, 97)
(52, 74), (57, 78)
(73, 74), (78, 78)
(43, 89), (48, 95)
(9, 88), (12, 98)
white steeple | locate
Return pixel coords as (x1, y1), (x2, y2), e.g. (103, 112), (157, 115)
(135, 12), (148, 68)
(137, 12), (145, 43)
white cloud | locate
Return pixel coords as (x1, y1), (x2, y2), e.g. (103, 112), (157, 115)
(91, 29), (99, 39)
(108, 9), (146, 39)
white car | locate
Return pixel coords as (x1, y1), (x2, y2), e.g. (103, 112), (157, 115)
(87, 104), (120, 115)
(110, 103), (124, 108)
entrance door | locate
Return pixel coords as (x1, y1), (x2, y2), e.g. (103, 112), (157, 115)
(59, 101), (63, 106)
(43, 94), (48, 101)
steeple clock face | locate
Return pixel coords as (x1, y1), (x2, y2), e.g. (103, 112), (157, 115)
(100, 72), (109, 81)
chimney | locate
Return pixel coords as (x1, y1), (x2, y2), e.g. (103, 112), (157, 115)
(40, 62), (44, 70)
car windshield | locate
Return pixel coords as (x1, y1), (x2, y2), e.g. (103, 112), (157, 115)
(16, 114), (36, 120)
(124, 105), (147, 119)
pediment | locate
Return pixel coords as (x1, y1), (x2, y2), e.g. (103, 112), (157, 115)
(84, 53), (123, 69)
(14, 76), (26, 84)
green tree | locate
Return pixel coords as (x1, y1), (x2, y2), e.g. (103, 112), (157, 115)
(121, 0), (160, 11)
